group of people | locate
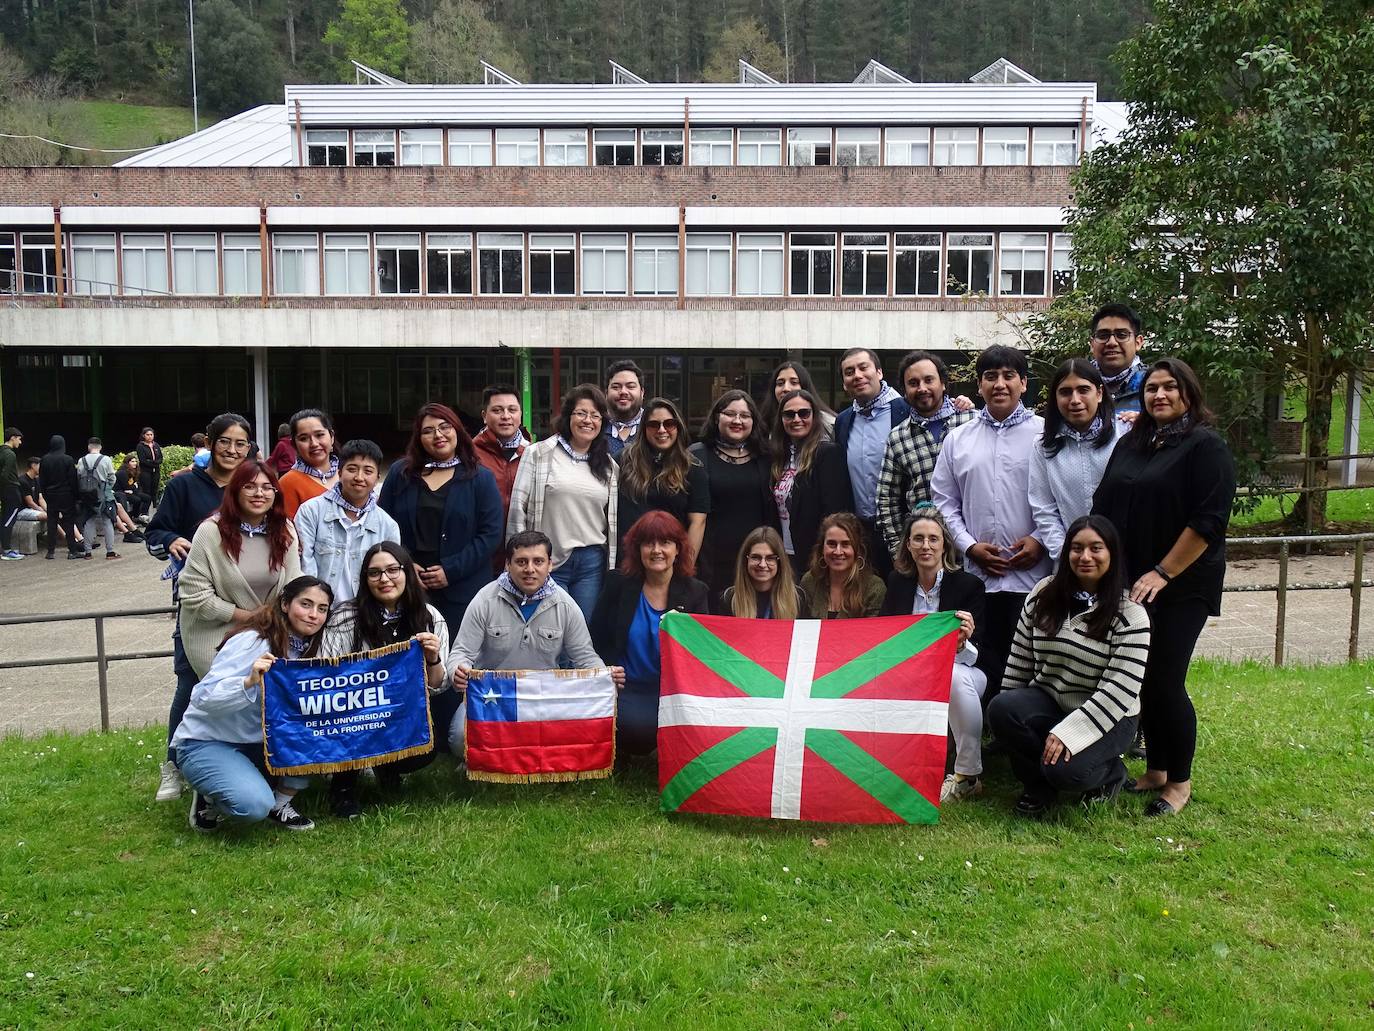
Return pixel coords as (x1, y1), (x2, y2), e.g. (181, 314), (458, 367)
(0, 428), (163, 562)
(139, 303), (1235, 832)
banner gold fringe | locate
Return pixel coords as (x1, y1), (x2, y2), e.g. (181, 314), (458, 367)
(265, 738), (435, 777)
(467, 766), (612, 784)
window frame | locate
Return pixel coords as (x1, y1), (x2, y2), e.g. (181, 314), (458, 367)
(399, 128), (443, 166)
(787, 127), (832, 166)
(374, 232), (421, 295)
(222, 233), (262, 296)
(982, 127), (1029, 166)
(120, 232), (169, 296)
(689, 127), (732, 166)
(788, 232), (836, 297)
(685, 232), (732, 297)
(353, 129), (397, 167)
(1052, 233), (1075, 295)
(641, 128), (684, 166)
(20, 232), (57, 294)
(593, 128), (637, 166)
(736, 232), (784, 297)
(69, 232), (118, 296)
(424, 232), (473, 295)
(448, 128), (493, 167)
(1033, 126), (1080, 166)
(495, 128), (539, 167)
(737, 128), (782, 166)
(528, 232), (576, 296)
(580, 232), (628, 296)
(477, 232), (525, 295)
(894, 232), (942, 296)
(323, 232), (372, 296)
(835, 127), (881, 167)
(171, 232), (219, 295)
(944, 232), (995, 296)
(885, 127), (931, 166)
(932, 127), (978, 166)
(0, 232), (15, 295)
(272, 232), (321, 296)
(543, 128), (588, 166)
(840, 232), (889, 296)
(997, 232), (1048, 296)
(305, 129), (348, 167)
(632, 232), (679, 296)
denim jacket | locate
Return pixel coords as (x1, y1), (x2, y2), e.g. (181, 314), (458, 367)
(294, 494), (401, 604)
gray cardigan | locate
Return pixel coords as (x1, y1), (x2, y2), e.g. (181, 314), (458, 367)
(445, 578), (604, 678)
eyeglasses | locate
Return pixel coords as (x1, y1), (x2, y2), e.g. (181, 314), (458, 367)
(214, 437), (251, 453)
(366, 565), (406, 582)
(419, 422), (454, 437)
(1092, 328), (1135, 342)
(782, 409), (813, 422)
(572, 409), (603, 423)
(241, 484), (277, 496)
(747, 554), (779, 565)
(646, 418), (679, 432)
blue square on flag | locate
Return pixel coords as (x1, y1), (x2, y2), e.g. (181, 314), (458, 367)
(467, 673), (520, 722)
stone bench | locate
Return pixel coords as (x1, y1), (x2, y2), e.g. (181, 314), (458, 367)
(11, 519), (40, 555)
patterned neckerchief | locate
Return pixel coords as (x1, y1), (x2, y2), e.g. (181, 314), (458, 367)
(852, 381), (900, 420)
(911, 396), (957, 431)
(610, 410), (643, 439)
(287, 634), (309, 658)
(240, 520), (267, 537)
(556, 435), (590, 463)
(1094, 356), (1144, 395)
(323, 482), (376, 519)
(1151, 412), (1194, 447)
(422, 456), (462, 470)
(977, 403), (1033, 430)
(291, 455), (339, 482)
(499, 431), (526, 449)
(1058, 414), (1105, 443)
(497, 571), (558, 606)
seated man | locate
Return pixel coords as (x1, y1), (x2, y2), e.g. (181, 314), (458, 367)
(445, 530), (623, 753)
(295, 439), (400, 603)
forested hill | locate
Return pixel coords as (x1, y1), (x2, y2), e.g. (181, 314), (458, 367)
(2, 0), (1148, 118)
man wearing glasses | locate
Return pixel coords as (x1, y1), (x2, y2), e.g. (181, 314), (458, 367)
(146, 412), (254, 804)
(1089, 303), (1148, 414)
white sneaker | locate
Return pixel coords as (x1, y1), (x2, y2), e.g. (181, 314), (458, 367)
(155, 760), (186, 802)
(939, 774), (983, 804)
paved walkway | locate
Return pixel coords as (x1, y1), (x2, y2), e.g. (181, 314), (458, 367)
(2, 542), (1371, 737)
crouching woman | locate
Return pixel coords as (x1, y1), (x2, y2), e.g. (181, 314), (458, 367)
(987, 515), (1150, 818)
(173, 576), (334, 832)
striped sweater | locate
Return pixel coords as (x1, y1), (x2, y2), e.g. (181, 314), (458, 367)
(1001, 577), (1151, 755)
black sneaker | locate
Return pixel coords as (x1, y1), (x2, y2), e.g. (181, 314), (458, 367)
(1126, 728), (1147, 760)
(329, 780), (361, 819)
(268, 800), (315, 831)
(188, 791), (221, 833)
(1014, 792), (1051, 819)
(1081, 763), (1129, 808)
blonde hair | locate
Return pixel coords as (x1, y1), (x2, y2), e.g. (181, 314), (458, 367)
(892, 507), (962, 576)
(807, 512), (870, 618)
(730, 527), (799, 620)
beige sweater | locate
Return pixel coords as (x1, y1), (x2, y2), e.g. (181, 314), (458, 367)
(178, 516), (302, 678)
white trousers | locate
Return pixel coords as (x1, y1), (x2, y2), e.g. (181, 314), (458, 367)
(950, 662), (987, 776)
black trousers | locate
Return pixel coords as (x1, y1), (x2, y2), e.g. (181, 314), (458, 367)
(138, 467), (160, 502)
(859, 517), (893, 581)
(1140, 598), (1208, 783)
(119, 489), (152, 520)
(977, 590), (1027, 708)
(44, 492), (78, 556)
(0, 485), (21, 550)
(988, 687), (1138, 802)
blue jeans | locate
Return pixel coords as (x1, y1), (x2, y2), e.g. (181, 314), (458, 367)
(166, 628), (198, 763)
(175, 739), (308, 824)
(618, 678), (660, 757)
(551, 544), (606, 622)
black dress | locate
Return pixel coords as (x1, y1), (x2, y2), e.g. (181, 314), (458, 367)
(690, 443), (779, 592)
(616, 459), (710, 553)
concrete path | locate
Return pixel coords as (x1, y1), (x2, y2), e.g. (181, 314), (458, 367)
(1, 541), (1370, 737)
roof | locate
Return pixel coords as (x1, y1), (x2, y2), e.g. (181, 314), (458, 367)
(115, 105), (291, 168)
(969, 58), (1040, 84)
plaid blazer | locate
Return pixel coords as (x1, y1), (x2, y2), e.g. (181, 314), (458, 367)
(506, 437), (619, 569)
(875, 410), (976, 559)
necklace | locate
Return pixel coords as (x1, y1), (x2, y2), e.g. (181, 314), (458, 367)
(714, 442), (751, 464)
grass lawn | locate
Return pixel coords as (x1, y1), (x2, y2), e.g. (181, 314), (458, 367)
(65, 100), (199, 163)
(2, 661), (1371, 1028)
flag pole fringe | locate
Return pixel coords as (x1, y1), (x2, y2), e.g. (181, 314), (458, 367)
(264, 739), (435, 777)
(469, 666), (613, 679)
(289, 638), (415, 668)
(467, 766), (612, 784)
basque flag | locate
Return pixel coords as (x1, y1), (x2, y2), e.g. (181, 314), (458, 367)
(658, 612), (958, 824)
(465, 668), (616, 782)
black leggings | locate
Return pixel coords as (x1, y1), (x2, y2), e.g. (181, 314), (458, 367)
(977, 590), (1027, 709)
(1141, 598), (1209, 783)
(0, 486), (21, 550)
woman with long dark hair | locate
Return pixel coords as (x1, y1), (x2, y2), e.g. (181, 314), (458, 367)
(691, 390), (779, 592)
(760, 360), (836, 436)
(1029, 359), (1123, 562)
(771, 389), (853, 577)
(178, 459), (302, 682)
(278, 408), (341, 518)
(1092, 358), (1236, 817)
(507, 385), (619, 619)
(988, 515), (1151, 818)
(175, 575), (333, 832)
(721, 526), (804, 619)
(589, 511), (710, 757)
(617, 396), (709, 565)
(318, 541), (450, 817)
(799, 512), (885, 619)
(378, 402), (503, 634)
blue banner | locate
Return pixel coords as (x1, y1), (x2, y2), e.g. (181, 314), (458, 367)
(262, 639), (432, 775)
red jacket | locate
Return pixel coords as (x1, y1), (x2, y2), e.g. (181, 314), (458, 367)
(269, 438), (296, 476)
(473, 429), (528, 571)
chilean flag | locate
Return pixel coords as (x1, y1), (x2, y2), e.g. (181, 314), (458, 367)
(464, 668), (616, 782)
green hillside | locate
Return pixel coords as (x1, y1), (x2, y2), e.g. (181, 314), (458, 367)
(65, 100), (199, 164)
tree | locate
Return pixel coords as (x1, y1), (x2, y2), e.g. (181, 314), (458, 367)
(408, 0), (526, 83)
(323, 0), (410, 80)
(196, 0), (283, 116)
(1029, 0), (1374, 525)
(702, 17), (786, 83)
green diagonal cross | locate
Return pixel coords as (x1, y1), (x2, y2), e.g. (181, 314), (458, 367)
(660, 611), (786, 698)
(660, 726), (778, 812)
(805, 728), (939, 824)
(808, 611), (959, 699)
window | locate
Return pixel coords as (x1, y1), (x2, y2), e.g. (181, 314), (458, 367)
(593, 129), (636, 166)
(736, 233), (784, 296)
(478, 232), (523, 294)
(399, 129), (443, 166)
(273, 233), (320, 296)
(983, 127), (1029, 166)
(353, 130), (396, 167)
(495, 128), (538, 166)
(789, 232), (835, 295)
(20, 233), (56, 293)
(945, 232), (994, 295)
(544, 129), (587, 166)
(121, 233), (168, 295)
(324, 233), (371, 295)
(425, 233), (472, 295)
(529, 233), (575, 295)
(632, 233), (678, 295)
(642, 128), (684, 166)
(685, 233), (731, 296)
(448, 129), (492, 166)
(375, 232), (420, 294)
(0, 234), (14, 294)
(788, 127), (831, 166)
(581, 233), (627, 295)
(933, 127), (978, 166)
(70, 233), (116, 296)
(841, 233), (888, 296)
(835, 128), (880, 167)
(885, 128), (930, 166)
(1033, 127), (1079, 166)
(689, 128), (732, 166)
(222, 234), (262, 296)
(1052, 234), (1075, 295)
(172, 233), (218, 295)
(306, 129), (347, 166)
(894, 233), (941, 296)
(738, 128), (781, 166)
(998, 233), (1048, 296)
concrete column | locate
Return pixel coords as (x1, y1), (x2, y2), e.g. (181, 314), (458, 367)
(252, 347), (270, 454)
(1342, 374), (1361, 488)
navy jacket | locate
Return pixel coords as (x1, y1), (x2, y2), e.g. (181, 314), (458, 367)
(833, 395), (912, 452)
(145, 465), (226, 560)
(377, 458), (503, 615)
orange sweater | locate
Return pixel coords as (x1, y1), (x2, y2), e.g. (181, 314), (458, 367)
(278, 469), (328, 519)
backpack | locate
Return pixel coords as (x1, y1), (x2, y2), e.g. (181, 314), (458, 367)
(77, 454), (103, 508)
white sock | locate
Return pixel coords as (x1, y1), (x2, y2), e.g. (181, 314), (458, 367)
(272, 790), (292, 810)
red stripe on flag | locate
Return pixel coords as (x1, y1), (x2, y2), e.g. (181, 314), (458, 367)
(658, 725), (776, 818)
(466, 716), (614, 776)
(688, 615), (795, 683)
(657, 723), (748, 784)
(660, 633), (754, 699)
(845, 729), (945, 808)
(799, 746), (904, 824)
(814, 616), (958, 702)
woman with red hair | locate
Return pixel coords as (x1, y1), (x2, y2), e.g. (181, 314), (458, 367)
(589, 510), (710, 757)
(178, 460), (302, 681)
(378, 402), (503, 633)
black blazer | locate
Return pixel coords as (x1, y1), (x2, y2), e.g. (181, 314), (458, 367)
(786, 441), (854, 565)
(881, 568), (986, 648)
(589, 571), (712, 664)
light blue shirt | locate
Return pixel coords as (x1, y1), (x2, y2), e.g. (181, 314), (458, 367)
(846, 384), (900, 519)
(294, 494), (401, 603)
(1028, 417), (1126, 562)
(171, 631), (271, 747)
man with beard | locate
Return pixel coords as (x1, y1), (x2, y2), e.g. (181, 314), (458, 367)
(472, 386), (530, 572)
(604, 360), (646, 457)
(834, 347), (908, 579)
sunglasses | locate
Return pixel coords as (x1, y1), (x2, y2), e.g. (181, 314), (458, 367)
(782, 408), (814, 421)
(646, 418), (679, 432)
